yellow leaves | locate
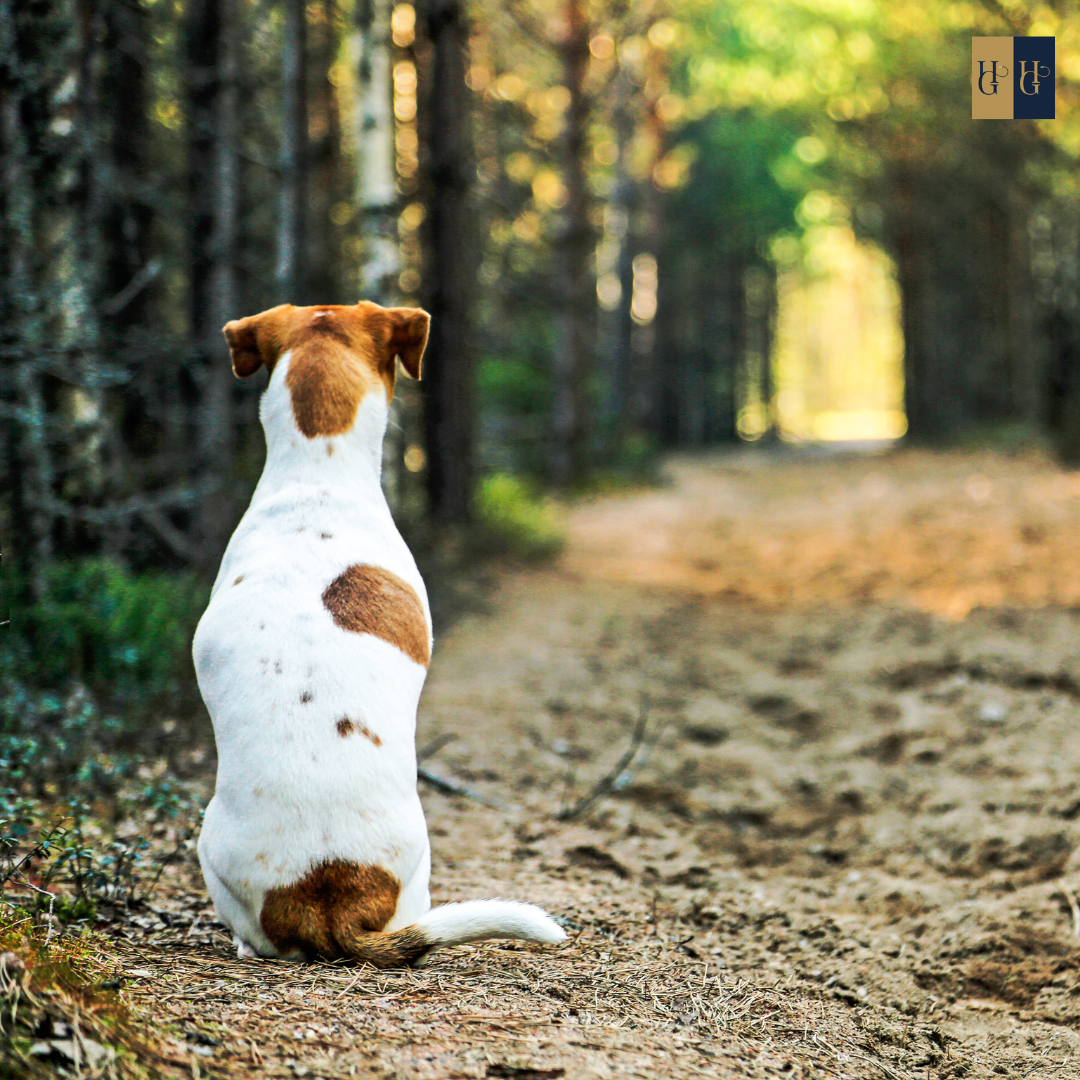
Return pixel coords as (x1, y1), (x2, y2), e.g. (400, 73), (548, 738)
(728, 64), (775, 106)
(845, 32), (874, 62)
(630, 254), (658, 324)
(391, 4), (415, 48)
(619, 36), (646, 66)
(885, 3), (935, 37)
(330, 202), (354, 226)
(543, 86), (571, 113)
(393, 60), (417, 122)
(652, 144), (698, 191)
(398, 203), (425, 232)
(505, 152), (537, 183)
(597, 273), (622, 310)
(593, 139), (618, 166)
(797, 190), (839, 227)
(803, 24), (838, 56)
(513, 210), (543, 243)
(655, 94), (685, 127)
(590, 34), (615, 60)
(467, 64), (492, 92)
(794, 135), (827, 164)
(532, 170), (568, 209)
(153, 99), (181, 130)
(768, 72), (811, 105)
(647, 20), (679, 50)
(492, 73), (526, 101)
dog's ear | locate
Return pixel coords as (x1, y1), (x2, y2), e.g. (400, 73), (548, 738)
(369, 306), (430, 381)
(222, 305), (291, 378)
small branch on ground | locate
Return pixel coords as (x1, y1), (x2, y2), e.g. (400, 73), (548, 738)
(417, 767), (507, 810)
(557, 696), (650, 822)
(1061, 886), (1080, 937)
(417, 733), (458, 762)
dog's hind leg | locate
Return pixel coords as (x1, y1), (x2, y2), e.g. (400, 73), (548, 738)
(199, 856), (278, 958)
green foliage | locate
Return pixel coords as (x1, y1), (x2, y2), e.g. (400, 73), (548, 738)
(1, 782), (198, 926)
(0, 559), (204, 927)
(0, 559), (207, 708)
(476, 473), (565, 561)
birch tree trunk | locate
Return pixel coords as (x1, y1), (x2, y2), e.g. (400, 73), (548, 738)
(353, 0), (398, 301)
(421, 0), (474, 525)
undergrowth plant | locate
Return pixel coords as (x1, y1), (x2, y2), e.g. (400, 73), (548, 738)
(0, 558), (207, 929)
(0, 908), (167, 1079)
(476, 473), (565, 560)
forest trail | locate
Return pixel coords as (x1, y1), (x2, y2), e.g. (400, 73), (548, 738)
(118, 447), (1080, 1079)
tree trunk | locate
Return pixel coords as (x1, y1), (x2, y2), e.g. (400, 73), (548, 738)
(276, 0), (308, 302)
(599, 62), (635, 452)
(353, 0), (398, 301)
(186, 0), (243, 563)
(0, 0), (75, 594)
(308, 0), (345, 303)
(550, 0), (593, 486)
(421, 0), (474, 525)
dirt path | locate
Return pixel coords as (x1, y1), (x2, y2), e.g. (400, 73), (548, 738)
(120, 447), (1080, 1079)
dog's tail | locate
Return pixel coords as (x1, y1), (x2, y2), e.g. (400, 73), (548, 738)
(337, 900), (567, 969)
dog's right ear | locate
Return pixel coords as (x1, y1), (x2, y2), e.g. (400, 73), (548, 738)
(223, 305), (292, 378)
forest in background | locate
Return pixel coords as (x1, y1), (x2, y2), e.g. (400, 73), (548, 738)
(5, 0), (1080, 782)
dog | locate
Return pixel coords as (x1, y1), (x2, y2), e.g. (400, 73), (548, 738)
(192, 300), (566, 967)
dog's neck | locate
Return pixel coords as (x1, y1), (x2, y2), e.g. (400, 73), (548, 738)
(256, 349), (390, 501)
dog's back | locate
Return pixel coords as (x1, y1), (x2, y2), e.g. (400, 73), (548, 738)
(194, 302), (565, 966)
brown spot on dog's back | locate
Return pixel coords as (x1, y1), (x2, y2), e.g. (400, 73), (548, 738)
(234, 575), (244, 585)
(260, 860), (429, 966)
(336, 716), (382, 745)
(322, 564), (430, 666)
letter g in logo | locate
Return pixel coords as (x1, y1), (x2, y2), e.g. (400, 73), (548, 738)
(1019, 60), (1050, 95)
(978, 59), (1007, 95)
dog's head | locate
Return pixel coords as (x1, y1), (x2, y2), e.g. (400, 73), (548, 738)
(222, 302), (429, 438)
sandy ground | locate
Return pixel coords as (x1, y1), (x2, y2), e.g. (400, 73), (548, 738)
(110, 446), (1080, 1078)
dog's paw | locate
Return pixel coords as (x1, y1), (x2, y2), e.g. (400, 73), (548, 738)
(235, 937), (258, 959)
(409, 947), (435, 969)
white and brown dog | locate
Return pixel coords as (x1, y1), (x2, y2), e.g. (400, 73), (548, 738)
(193, 301), (565, 967)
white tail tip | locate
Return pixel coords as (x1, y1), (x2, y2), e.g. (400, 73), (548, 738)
(416, 899), (567, 949)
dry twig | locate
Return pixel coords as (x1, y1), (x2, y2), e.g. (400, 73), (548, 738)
(417, 767), (507, 810)
(1060, 886), (1080, 937)
(557, 697), (649, 822)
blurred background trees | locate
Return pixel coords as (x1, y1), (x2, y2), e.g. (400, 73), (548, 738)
(5, 0), (1080, 699)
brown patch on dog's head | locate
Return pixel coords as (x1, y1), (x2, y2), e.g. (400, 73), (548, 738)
(322, 564), (430, 666)
(336, 716), (383, 744)
(221, 302), (430, 436)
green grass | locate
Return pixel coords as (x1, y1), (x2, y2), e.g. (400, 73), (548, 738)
(476, 473), (565, 561)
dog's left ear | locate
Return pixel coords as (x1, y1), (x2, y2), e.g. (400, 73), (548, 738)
(374, 307), (430, 380)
